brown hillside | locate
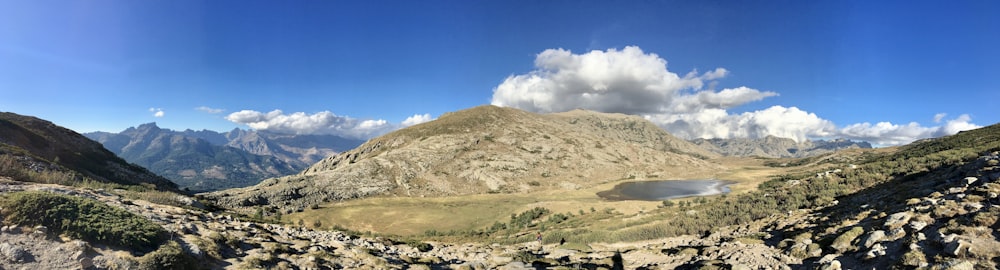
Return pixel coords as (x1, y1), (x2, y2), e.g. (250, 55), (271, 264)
(207, 105), (720, 211)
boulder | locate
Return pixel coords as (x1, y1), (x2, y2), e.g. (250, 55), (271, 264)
(945, 239), (970, 257)
(0, 242), (29, 262)
(884, 212), (912, 229)
(908, 221), (928, 232)
(964, 177), (979, 186)
(863, 243), (886, 260)
(862, 230), (885, 248)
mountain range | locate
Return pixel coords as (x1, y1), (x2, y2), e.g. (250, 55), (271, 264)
(691, 136), (873, 158)
(2, 109), (1000, 269)
(84, 123), (363, 191)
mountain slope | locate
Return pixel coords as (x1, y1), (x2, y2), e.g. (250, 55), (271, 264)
(207, 105), (721, 211)
(86, 123), (300, 192)
(0, 112), (176, 190)
(691, 136), (872, 158)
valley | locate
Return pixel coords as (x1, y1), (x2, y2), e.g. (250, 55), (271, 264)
(2, 109), (999, 269)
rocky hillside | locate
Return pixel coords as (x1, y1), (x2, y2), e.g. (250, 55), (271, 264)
(0, 112), (176, 190)
(207, 105), (721, 211)
(691, 136), (872, 158)
(86, 123), (299, 192)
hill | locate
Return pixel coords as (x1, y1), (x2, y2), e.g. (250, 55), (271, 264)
(691, 136), (872, 158)
(0, 112), (176, 190)
(206, 105), (721, 211)
(85, 124), (363, 192)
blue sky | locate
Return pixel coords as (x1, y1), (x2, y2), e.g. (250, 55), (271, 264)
(1, 1), (997, 145)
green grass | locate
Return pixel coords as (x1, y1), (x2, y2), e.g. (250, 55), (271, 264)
(0, 191), (169, 253)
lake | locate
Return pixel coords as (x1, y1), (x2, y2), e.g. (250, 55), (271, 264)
(597, 179), (733, 201)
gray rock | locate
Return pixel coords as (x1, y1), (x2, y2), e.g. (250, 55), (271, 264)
(964, 177), (978, 186)
(498, 261), (532, 270)
(944, 260), (975, 270)
(0, 242), (29, 262)
(908, 221), (928, 232)
(863, 243), (886, 260)
(862, 230), (886, 248)
(945, 239), (970, 257)
(884, 212), (912, 229)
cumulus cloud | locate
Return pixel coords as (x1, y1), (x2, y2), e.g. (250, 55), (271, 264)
(149, 108), (164, 118)
(196, 106), (225, 114)
(225, 109), (433, 139)
(839, 114), (980, 146)
(402, 113), (434, 126)
(491, 46), (980, 146)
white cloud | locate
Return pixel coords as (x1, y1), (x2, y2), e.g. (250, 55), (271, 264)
(933, 113), (947, 123)
(838, 114), (980, 146)
(491, 46), (981, 146)
(149, 108), (164, 118)
(225, 109), (430, 139)
(196, 106), (225, 114)
(402, 113), (434, 126)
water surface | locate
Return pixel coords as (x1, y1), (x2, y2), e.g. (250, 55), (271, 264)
(597, 179), (733, 201)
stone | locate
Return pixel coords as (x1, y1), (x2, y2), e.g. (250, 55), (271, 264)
(863, 243), (886, 260)
(862, 230), (885, 248)
(0, 242), (29, 262)
(908, 221), (928, 232)
(819, 259), (841, 270)
(884, 212), (912, 229)
(945, 239), (970, 257)
(498, 261), (532, 270)
(944, 260), (975, 270)
(964, 177), (979, 186)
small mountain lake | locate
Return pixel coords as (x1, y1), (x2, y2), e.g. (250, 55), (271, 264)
(597, 179), (734, 201)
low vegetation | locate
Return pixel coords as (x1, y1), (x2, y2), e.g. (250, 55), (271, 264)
(0, 191), (169, 253)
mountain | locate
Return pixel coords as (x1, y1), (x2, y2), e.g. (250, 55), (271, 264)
(691, 135), (872, 158)
(0, 112), (176, 190)
(207, 105), (721, 211)
(217, 129), (362, 167)
(86, 123), (296, 192)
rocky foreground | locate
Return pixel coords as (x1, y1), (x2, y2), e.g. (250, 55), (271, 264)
(0, 180), (800, 269)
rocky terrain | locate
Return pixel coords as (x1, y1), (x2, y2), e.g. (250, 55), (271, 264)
(0, 179), (801, 270)
(206, 106), (722, 212)
(691, 136), (872, 158)
(3, 149), (997, 269)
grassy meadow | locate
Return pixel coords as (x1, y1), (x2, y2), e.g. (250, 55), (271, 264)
(284, 155), (798, 244)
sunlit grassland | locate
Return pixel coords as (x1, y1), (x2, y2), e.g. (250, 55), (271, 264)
(284, 156), (796, 244)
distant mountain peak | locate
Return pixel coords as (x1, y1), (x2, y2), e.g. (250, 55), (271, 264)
(691, 136), (873, 158)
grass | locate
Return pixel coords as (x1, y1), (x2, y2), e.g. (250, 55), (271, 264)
(285, 157), (796, 244)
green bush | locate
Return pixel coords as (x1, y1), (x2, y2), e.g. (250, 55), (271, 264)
(406, 240), (433, 252)
(138, 240), (198, 270)
(0, 191), (168, 253)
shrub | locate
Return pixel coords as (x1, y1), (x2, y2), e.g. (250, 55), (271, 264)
(406, 240), (433, 252)
(0, 191), (168, 253)
(137, 240), (198, 270)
